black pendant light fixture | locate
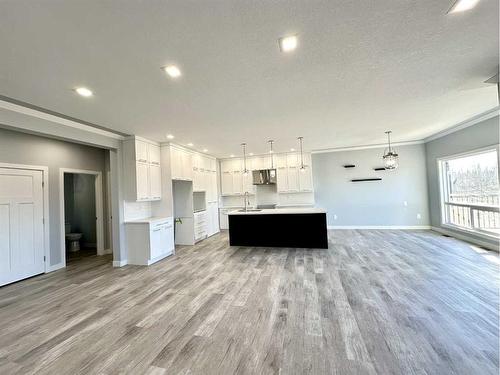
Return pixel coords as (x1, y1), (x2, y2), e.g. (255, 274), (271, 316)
(298, 136), (306, 173)
(241, 143), (249, 176)
(382, 131), (399, 170)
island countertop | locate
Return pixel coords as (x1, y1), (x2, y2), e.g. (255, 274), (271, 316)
(228, 207), (326, 215)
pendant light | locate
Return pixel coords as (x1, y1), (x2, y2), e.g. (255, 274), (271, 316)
(268, 140), (274, 168)
(241, 143), (249, 176)
(383, 131), (399, 170)
(298, 136), (306, 173)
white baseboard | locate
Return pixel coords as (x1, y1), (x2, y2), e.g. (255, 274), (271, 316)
(98, 248), (112, 256)
(46, 262), (65, 272)
(327, 225), (431, 230)
(113, 259), (128, 267)
(431, 226), (499, 252)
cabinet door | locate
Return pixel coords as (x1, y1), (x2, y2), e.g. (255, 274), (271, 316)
(149, 144), (161, 165)
(276, 167), (288, 192)
(149, 165), (162, 200)
(151, 224), (169, 259)
(287, 167), (299, 192)
(170, 148), (181, 179)
(136, 162), (150, 200)
(136, 140), (149, 163)
(181, 151), (193, 180)
(221, 160), (232, 173)
(221, 171), (233, 195)
(302, 153), (312, 167)
(231, 158), (242, 172)
(286, 153), (298, 168)
(299, 166), (313, 192)
(232, 171), (243, 195)
(220, 210), (229, 230)
(275, 154), (287, 168)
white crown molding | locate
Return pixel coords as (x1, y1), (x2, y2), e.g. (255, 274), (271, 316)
(0, 99), (125, 140)
(162, 141), (217, 159)
(312, 140), (424, 154)
(424, 107), (499, 143)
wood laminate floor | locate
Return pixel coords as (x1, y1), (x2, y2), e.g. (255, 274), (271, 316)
(0, 230), (498, 375)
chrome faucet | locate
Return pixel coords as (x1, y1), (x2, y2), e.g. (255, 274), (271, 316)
(244, 191), (250, 212)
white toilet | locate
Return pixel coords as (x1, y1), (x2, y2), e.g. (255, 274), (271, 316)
(65, 223), (82, 252)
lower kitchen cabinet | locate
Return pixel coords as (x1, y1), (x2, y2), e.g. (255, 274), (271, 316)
(194, 211), (208, 242)
(125, 217), (174, 265)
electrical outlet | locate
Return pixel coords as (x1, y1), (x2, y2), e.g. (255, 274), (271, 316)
(417, 213), (421, 220)
(333, 214), (338, 220)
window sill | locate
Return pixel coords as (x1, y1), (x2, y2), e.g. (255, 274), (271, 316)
(441, 223), (499, 241)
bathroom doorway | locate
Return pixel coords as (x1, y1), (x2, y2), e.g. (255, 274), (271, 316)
(60, 168), (104, 265)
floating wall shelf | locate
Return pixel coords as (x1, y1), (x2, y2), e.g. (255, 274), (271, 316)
(351, 178), (382, 182)
(373, 167), (386, 171)
(343, 164), (356, 168)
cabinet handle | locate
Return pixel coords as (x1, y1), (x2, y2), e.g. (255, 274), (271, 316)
(138, 159), (148, 163)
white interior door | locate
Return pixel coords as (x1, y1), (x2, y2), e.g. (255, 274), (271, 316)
(0, 168), (44, 286)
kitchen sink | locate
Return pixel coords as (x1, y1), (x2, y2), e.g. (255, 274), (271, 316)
(238, 209), (262, 212)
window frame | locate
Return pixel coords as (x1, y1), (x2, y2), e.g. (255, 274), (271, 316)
(437, 144), (500, 240)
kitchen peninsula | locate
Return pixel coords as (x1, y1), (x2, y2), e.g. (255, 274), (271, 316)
(228, 208), (328, 249)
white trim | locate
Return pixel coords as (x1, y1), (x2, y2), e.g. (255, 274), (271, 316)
(46, 262), (65, 272)
(424, 107), (499, 143)
(312, 140), (424, 154)
(431, 226), (499, 252)
(0, 162), (51, 273)
(113, 259), (128, 267)
(327, 225), (431, 230)
(0, 99), (125, 140)
(165, 142), (217, 159)
(125, 135), (160, 146)
(59, 168), (106, 268)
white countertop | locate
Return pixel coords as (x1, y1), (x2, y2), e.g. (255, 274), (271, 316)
(228, 208), (326, 215)
(124, 216), (172, 224)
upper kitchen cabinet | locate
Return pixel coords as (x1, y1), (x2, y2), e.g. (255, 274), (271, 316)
(123, 137), (162, 201)
(170, 145), (193, 181)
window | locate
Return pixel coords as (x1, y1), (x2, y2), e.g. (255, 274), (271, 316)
(439, 147), (500, 238)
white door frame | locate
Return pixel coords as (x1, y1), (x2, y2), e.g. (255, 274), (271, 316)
(0, 162), (50, 273)
(59, 168), (105, 266)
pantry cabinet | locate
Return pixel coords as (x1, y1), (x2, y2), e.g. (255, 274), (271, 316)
(123, 137), (162, 201)
(170, 146), (193, 181)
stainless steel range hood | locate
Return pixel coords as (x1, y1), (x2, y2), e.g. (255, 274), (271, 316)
(252, 169), (277, 185)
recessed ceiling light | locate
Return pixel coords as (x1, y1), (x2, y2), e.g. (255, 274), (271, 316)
(187, 143), (194, 147)
(447, 0), (480, 13)
(249, 153), (254, 156)
(290, 148), (296, 151)
(203, 149), (208, 152)
(230, 154), (235, 158)
(278, 35), (298, 53)
(162, 65), (182, 78)
(75, 87), (93, 97)
(166, 134), (174, 140)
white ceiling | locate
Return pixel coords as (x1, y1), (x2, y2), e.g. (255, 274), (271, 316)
(0, 0), (498, 157)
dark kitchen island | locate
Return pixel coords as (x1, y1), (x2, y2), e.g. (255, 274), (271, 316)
(228, 208), (328, 249)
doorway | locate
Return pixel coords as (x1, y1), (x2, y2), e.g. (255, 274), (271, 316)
(60, 169), (104, 265)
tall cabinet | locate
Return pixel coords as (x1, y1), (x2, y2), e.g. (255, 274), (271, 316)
(123, 137), (162, 201)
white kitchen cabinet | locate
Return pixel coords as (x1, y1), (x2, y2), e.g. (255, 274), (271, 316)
(149, 144), (161, 165)
(232, 171), (243, 195)
(207, 202), (219, 237)
(242, 171), (254, 194)
(286, 153), (298, 167)
(149, 165), (162, 199)
(194, 211), (208, 242)
(170, 146), (193, 180)
(276, 167), (288, 193)
(125, 217), (174, 265)
(219, 208), (230, 230)
(299, 166), (314, 192)
(135, 140), (149, 163)
(287, 167), (299, 192)
(221, 171), (233, 195)
(124, 137), (162, 201)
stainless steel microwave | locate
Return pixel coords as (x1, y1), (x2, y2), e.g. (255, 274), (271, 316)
(252, 169), (277, 185)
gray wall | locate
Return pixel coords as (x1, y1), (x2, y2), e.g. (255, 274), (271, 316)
(0, 128), (107, 266)
(313, 144), (430, 227)
(64, 173), (97, 247)
(425, 115), (499, 246)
